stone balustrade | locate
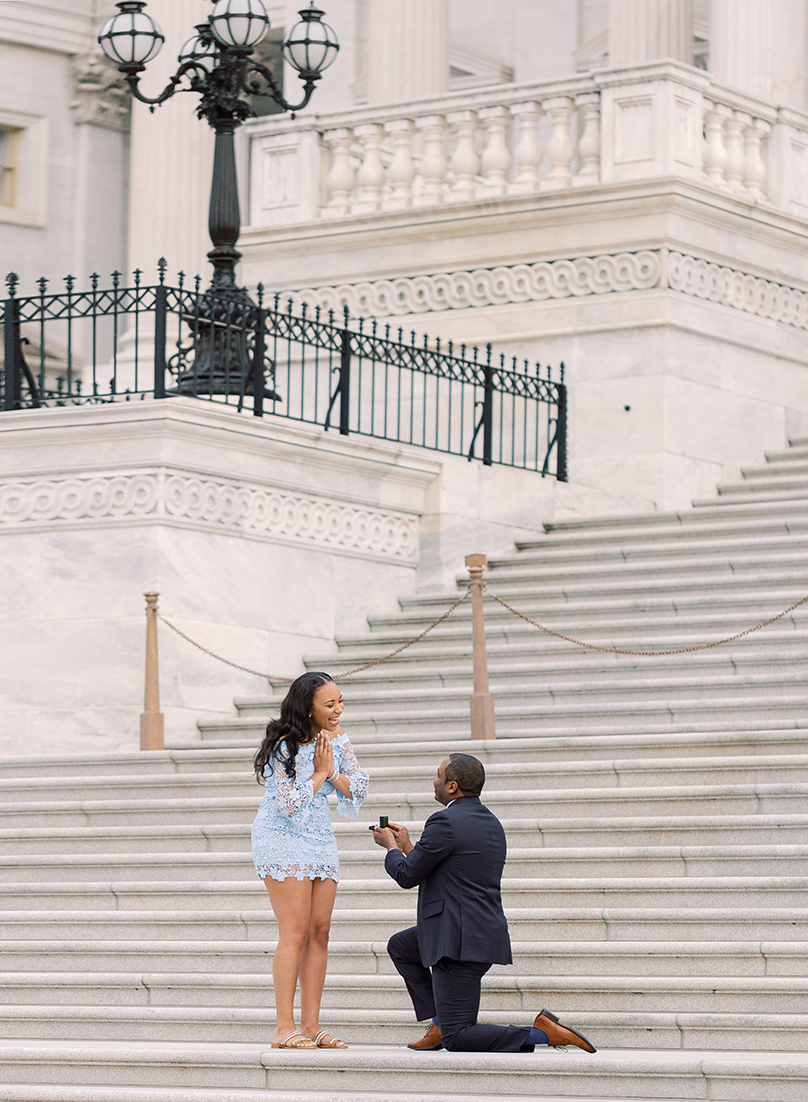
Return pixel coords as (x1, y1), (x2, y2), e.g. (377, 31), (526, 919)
(244, 61), (808, 228)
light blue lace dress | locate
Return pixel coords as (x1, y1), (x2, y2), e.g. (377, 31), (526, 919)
(251, 733), (369, 883)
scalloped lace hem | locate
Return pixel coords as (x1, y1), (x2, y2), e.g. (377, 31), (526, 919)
(256, 864), (339, 883)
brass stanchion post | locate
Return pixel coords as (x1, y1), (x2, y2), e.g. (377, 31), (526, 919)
(466, 554), (496, 740)
(140, 592), (165, 751)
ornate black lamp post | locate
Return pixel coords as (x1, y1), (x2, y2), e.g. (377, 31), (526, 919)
(98, 0), (338, 395)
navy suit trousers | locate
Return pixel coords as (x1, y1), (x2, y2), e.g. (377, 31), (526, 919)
(388, 926), (532, 1053)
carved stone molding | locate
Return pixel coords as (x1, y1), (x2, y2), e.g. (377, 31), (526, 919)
(666, 252), (808, 329)
(0, 470), (418, 562)
(71, 51), (132, 132)
(289, 251), (662, 317)
(288, 248), (808, 332)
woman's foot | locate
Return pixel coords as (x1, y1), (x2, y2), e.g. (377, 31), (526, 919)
(311, 1030), (348, 1048)
(271, 1030), (317, 1049)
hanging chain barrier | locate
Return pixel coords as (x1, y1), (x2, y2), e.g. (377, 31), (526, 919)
(156, 589), (471, 684)
(484, 586), (808, 656)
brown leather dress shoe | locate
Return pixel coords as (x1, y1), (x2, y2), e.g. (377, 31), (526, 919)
(407, 1022), (443, 1050)
(533, 1009), (596, 1053)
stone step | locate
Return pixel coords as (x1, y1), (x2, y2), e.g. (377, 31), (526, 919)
(498, 534), (808, 573)
(484, 542), (808, 576)
(2, 753), (805, 807)
(1, 810), (805, 857)
(0, 904), (804, 943)
(4, 727), (808, 783)
(0, 875), (803, 911)
(183, 728), (808, 763)
(365, 590), (808, 634)
(237, 672), (808, 713)
(399, 571), (808, 613)
(328, 608), (808, 653)
(0, 936), (804, 978)
(0, 1004), (804, 1053)
(267, 640), (808, 690)
(486, 535), (808, 570)
(1, 972), (805, 1015)
(541, 495), (808, 532)
(0, 1040), (804, 1099)
(3, 777), (806, 829)
(200, 694), (808, 738)
(0, 842), (806, 883)
(0, 1082), (694, 1102)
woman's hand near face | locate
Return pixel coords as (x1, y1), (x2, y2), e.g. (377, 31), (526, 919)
(313, 731), (334, 777)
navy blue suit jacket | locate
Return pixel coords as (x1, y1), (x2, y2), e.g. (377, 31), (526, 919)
(384, 796), (512, 968)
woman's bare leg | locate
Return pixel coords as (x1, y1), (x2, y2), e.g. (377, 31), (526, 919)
(299, 876), (338, 1041)
(264, 876), (314, 1042)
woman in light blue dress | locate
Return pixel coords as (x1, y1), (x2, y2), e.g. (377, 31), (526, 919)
(252, 671), (369, 1050)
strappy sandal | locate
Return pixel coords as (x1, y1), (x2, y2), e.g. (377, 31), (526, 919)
(271, 1031), (317, 1049)
(312, 1030), (348, 1049)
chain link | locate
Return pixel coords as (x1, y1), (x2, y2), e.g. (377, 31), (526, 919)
(485, 586), (808, 656)
(156, 589), (470, 684)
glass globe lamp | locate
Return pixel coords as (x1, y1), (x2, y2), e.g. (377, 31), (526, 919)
(283, 3), (339, 76)
(178, 28), (219, 74)
(98, 0), (164, 68)
(209, 0), (270, 49)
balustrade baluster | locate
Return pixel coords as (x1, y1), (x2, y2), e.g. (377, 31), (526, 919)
(384, 118), (416, 210)
(447, 109), (480, 202)
(353, 123), (386, 213)
(416, 114), (449, 206)
(509, 101), (542, 194)
(575, 92), (600, 184)
(703, 103), (730, 188)
(542, 95), (576, 190)
(325, 127), (356, 216)
(744, 117), (769, 201)
(479, 104), (512, 197)
(724, 111), (749, 194)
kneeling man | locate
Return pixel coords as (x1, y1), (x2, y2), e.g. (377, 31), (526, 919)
(372, 753), (596, 1054)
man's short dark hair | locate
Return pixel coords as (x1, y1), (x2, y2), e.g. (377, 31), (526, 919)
(445, 753), (485, 796)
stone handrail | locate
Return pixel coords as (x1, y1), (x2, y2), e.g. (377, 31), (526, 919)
(243, 60), (808, 227)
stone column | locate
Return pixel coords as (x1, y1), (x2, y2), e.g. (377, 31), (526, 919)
(70, 50), (131, 284)
(367, 0), (449, 103)
(710, 0), (806, 110)
(609, 0), (694, 66)
(127, 0), (214, 283)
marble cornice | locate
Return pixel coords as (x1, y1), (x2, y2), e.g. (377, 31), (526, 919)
(285, 249), (808, 331)
(0, 467), (419, 565)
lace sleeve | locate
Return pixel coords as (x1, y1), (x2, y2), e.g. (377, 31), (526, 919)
(273, 759), (315, 820)
(333, 736), (369, 819)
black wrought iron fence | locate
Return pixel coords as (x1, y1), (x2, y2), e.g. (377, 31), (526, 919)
(1, 266), (567, 478)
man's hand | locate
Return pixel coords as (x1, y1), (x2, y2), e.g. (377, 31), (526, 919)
(372, 822), (413, 854)
(372, 826), (398, 850)
(387, 822), (413, 854)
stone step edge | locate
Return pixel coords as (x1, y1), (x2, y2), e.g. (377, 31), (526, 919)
(0, 1041), (805, 1085)
(4, 727), (807, 775)
(0, 1087), (644, 1102)
(4, 841), (808, 872)
(1, 973), (804, 994)
(5, 811), (808, 842)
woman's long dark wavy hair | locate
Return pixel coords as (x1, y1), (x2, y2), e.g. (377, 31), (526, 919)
(253, 671), (335, 784)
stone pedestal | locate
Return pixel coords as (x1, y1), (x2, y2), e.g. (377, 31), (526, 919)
(710, 0), (806, 110)
(609, 0), (694, 65)
(367, 0), (449, 103)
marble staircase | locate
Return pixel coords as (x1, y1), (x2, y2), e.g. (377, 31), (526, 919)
(2, 440), (808, 1099)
